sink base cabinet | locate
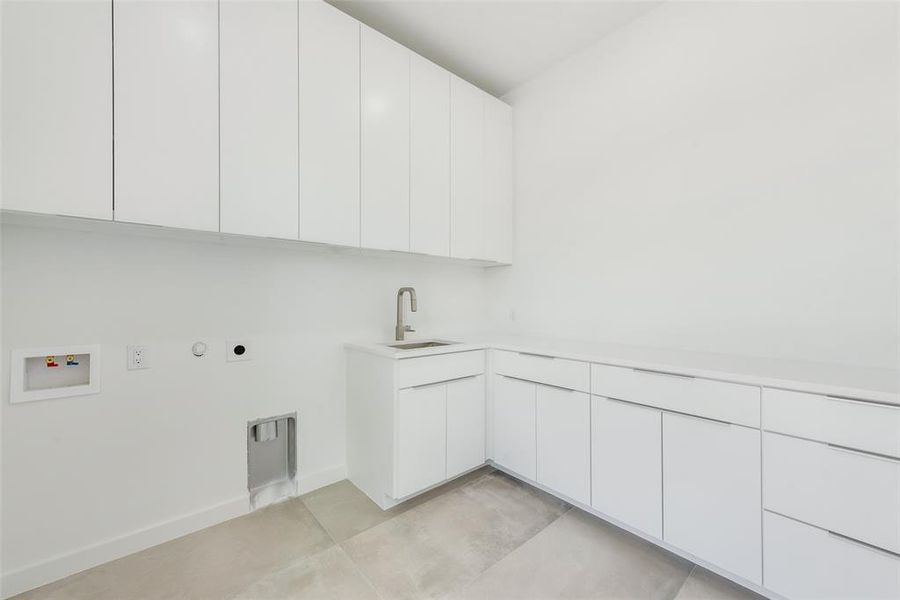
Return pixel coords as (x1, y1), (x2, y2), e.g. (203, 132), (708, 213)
(347, 349), (486, 510)
(395, 384), (447, 498)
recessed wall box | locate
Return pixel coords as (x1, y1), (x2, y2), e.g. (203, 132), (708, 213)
(10, 345), (101, 404)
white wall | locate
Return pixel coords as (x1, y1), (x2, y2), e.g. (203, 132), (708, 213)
(492, 1), (899, 369)
(0, 222), (489, 590)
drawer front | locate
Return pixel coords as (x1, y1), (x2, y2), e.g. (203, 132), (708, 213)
(493, 349), (589, 392)
(763, 388), (900, 458)
(397, 350), (485, 389)
(764, 511), (900, 600)
(764, 432), (900, 554)
(591, 363), (760, 427)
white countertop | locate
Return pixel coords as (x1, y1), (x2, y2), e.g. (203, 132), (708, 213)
(346, 334), (900, 405)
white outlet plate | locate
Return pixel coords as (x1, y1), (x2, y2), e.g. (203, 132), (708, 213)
(226, 340), (251, 362)
(127, 345), (149, 370)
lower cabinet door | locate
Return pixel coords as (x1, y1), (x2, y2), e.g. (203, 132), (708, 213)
(447, 375), (486, 477)
(493, 375), (536, 479)
(663, 412), (762, 584)
(591, 396), (662, 538)
(764, 511), (900, 600)
(395, 384), (446, 498)
(536, 385), (590, 504)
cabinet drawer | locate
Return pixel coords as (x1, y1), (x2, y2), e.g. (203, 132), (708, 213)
(493, 350), (589, 392)
(764, 511), (900, 600)
(763, 388), (900, 458)
(591, 364), (759, 427)
(397, 350), (485, 389)
(764, 432), (900, 554)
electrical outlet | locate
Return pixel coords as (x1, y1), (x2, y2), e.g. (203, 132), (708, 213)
(127, 345), (149, 370)
(226, 340), (251, 362)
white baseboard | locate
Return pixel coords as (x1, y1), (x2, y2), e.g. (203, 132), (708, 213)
(1, 464), (347, 599)
(298, 463), (346, 494)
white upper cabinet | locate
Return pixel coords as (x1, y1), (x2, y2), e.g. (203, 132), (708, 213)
(298, 1), (360, 247)
(113, 0), (219, 231)
(360, 26), (410, 251)
(449, 76), (485, 259)
(409, 54), (451, 257)
(483, 95), (514, 264)
(220, 0), (299, 239)
(2, 0), (112, 220)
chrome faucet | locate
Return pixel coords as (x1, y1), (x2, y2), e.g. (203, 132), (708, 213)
(395, 287), (418, 341)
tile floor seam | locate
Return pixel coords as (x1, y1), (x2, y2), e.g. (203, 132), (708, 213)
(669, 564), (697, 600)
(337, 544), (388, 600)
(452, 505), (577, 599)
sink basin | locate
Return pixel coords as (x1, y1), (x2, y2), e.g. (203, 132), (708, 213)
(385, 340), (457, 350)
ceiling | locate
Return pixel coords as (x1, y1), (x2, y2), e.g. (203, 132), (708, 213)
(327, 0), (664, 97)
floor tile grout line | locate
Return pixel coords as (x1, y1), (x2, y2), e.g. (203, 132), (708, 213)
(454, 504), (576, 598)
(669, 564), (697, 600)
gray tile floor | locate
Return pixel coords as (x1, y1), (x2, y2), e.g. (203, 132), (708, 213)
(15, 469), (763, 600)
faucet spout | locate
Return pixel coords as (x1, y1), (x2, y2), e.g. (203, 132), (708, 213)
(395, 287), (417, 341)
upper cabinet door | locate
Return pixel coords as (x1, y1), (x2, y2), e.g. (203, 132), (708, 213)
(409, 54), (451, 257)
(483, 95), (513, 264)
(114, 0), (219, 231)
(220, 0), (299, 239)
(449, 76), (484, 260)
(2, 0), (112, 220)
(298, 1), (360, 247)
(360, 26), (410, 251)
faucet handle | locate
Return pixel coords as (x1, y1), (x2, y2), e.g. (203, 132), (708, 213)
(405, 325), (415, 333)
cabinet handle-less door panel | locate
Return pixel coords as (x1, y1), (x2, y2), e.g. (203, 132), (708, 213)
(446, 375), (486, 477)
(764, 511), (900, 600)
(663, 412), (762, 584)
(2, 0), (112, 220)
(360, 26), (410, 251)
(449, 75), (484, 259)
(298, 1), (360, 246)
(493, 375), (536, 479)
(482, 95), (513, 264)
(220, 0), (299, 239)
(591, 397), (662, 538)
(536, 385), (590, 504)
(395, 384), (446, 498)
(114, 0), (219, 231)
(410, 54), (451, 256)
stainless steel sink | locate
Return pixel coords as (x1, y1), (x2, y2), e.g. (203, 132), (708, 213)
(385, 340), (457, 350)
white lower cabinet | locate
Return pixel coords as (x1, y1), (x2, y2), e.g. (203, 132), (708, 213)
(536, 385), (590, 505)
(493, 375), (537, 480)
(663, 412), (762, 584)
(396, 383), (447, 498)
(395, 373), (486, 499)
(447, 375), (486, 478)
(764, 511), (900, 600)
(764, 432), (900, 554)
(591, 397), (662, 538)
